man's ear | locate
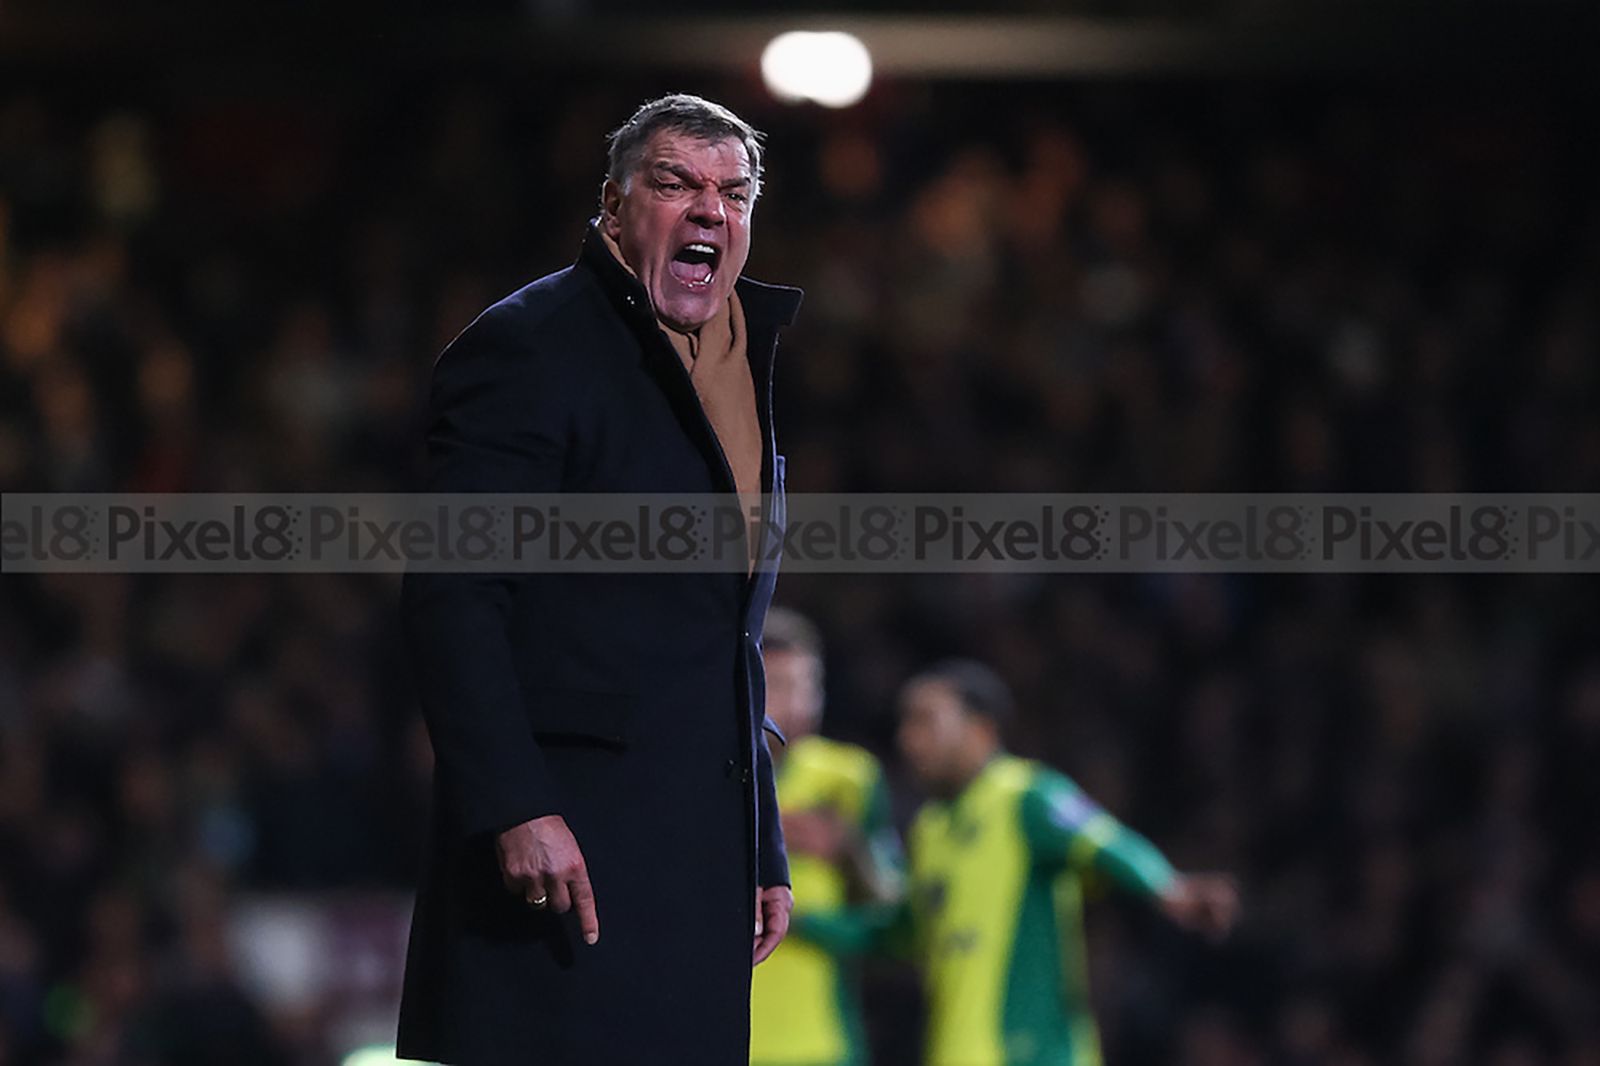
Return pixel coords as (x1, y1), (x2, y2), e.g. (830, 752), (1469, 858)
(600, 179), (624, 238)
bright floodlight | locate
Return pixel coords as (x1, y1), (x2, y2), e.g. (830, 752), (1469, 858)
(761, 32), (873, 108)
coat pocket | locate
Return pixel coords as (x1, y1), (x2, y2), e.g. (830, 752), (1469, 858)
(522, 686), (637, 749)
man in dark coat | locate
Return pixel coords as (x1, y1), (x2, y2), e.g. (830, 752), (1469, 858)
(397, 94), (800, 1065)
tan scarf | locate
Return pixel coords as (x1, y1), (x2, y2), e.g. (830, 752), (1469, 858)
(600, 229), (763, 572)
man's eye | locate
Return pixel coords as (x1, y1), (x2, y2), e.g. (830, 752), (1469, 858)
(727, 191), (749, 204)
(660, 181), (684, 192)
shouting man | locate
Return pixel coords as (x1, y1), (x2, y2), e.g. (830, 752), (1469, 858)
(398, 94), (802, 1065)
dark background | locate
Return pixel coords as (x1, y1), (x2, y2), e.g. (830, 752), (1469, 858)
(1, 4), (1598, 1064)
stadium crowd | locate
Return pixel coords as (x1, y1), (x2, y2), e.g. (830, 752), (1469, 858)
(1, 67), (1597, 1066)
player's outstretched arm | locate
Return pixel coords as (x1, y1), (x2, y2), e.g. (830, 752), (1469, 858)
(1019, 771), (1242, 941)
(1021, 772), (1176, 897)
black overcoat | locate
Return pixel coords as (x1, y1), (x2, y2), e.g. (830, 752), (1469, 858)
(396, 223), (800, 1065)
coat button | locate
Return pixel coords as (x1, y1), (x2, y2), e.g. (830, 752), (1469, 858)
(740, 767), (753, 785)
(723, 759), (737, 779)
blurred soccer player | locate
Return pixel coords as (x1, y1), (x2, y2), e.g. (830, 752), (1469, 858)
(750, 608), (903, 1066)
(797, 660), (1239, 1066)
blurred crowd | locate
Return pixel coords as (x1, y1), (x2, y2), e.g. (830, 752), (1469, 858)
(1, 64), (1598, 1066)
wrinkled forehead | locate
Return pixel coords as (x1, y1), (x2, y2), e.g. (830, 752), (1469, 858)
(637, 129), (753, 181)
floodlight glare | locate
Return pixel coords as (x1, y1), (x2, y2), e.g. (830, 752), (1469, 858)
(761, 32), (873, 108)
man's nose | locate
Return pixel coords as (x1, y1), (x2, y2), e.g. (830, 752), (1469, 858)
(687, 186), (726, 226)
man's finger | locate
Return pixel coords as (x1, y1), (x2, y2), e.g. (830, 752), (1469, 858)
(548, 877), (574, 915)
(753, 897), (788, 964)
(571, 875), (600, 945)
(753, 926), (782, 965)
(764, 905), (790, 947)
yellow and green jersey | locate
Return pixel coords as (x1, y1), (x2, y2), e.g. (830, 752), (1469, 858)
(798, 754), (1176, 1066)
(750, 735), (902, 1066)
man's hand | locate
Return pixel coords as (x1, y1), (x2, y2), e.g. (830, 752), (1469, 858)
(1158, 873), (1240, 942)
(753, 885), (794, 965)
(781, 808), (850, 863)
(496, 815), (600, 945)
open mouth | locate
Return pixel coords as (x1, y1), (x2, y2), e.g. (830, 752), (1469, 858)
(668, 242), (720, 290)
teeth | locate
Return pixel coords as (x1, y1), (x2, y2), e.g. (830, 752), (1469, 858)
(684, 243), (717, 255)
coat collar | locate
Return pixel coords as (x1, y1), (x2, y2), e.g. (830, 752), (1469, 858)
(575, 219), (804, 334)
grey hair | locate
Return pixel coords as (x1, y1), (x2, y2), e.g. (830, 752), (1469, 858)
(604, 93), (765, 203)
(763, 606), (825, 672)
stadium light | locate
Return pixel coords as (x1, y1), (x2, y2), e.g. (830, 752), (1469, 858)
(760, 31), (873, 108)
